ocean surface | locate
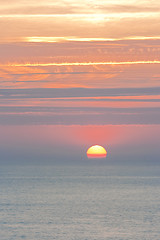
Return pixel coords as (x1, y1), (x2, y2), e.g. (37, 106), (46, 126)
(1, 163), (160, 240)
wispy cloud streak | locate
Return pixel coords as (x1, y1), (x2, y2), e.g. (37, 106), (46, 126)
(2, 60), (160, 67)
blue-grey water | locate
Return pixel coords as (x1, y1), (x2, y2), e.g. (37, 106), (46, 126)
(1, 163), (160, 240)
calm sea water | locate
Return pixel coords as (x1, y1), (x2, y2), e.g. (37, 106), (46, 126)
(1, 163), (160, 240)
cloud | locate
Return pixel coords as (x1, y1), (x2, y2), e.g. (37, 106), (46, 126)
(1, 11), (160, 42)
(1, 1), (160, 15)
(0, 39), (160, 89)
(0, 108), (160, 125)
(1, 87), (160, 98)
(0, 87), (160, 125)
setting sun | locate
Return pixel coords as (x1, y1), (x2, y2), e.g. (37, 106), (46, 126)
(87, 145), (107, 159)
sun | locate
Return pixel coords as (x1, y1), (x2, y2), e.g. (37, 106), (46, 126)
(87, 145), (107, 159)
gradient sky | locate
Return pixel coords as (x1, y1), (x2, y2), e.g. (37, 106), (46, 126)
(0, 0), (160, 164)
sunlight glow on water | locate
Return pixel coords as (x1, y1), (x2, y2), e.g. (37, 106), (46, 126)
(1, 164), (160, 240)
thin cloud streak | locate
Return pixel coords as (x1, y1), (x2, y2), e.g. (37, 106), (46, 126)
(2, 60), (160, 67)
(0, 109), (160, 125)
(1, 87), (160, 98)
(1, 2), (160, 15)
(1, 12), (160, 18)
(25, 36), (160, 43)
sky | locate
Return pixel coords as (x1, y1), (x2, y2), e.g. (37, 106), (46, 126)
(0, 0), (160, 164)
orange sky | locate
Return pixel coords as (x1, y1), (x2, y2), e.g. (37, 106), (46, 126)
(1, 0), (160, 74)
(0, 0), (160, 162)
(0, 0), (160, 90)
(1, 0), (160, 42)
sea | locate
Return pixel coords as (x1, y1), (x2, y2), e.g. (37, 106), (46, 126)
(1, 163), (160, 240)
